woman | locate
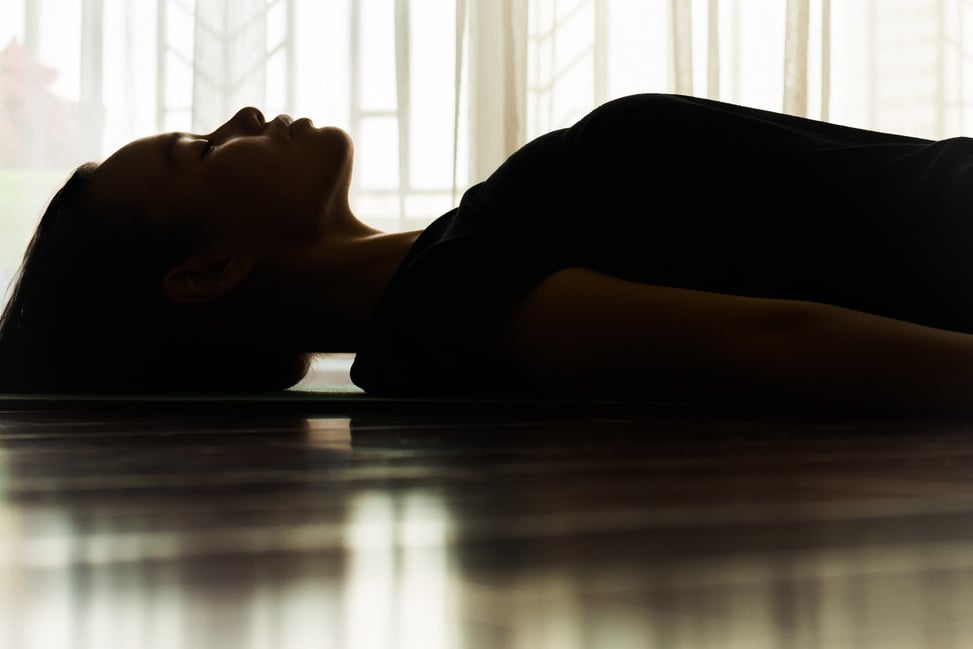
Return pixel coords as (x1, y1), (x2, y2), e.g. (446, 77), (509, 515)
(3, 93), (973, 412)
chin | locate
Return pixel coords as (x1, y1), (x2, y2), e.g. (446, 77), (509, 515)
(310, 127), (353, 172)
(315, 125), (353, 150)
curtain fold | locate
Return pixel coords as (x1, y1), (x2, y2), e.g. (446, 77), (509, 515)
(452, 0), (469, 201)
(394, 0), (411, 226)
(820, 0), (831, 121)
(670, 0), (694, 95)
(79, 0), (104, 161)
(706, 0), (720, 99)
(783, 0), (810, 116)
(468, 0), (528, 182)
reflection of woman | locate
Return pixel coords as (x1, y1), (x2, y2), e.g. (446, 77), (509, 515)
(4, 93), (973, 412)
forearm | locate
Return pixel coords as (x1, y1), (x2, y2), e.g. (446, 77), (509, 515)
(751, 302), (973, 414)
(504, 268), (973, 415)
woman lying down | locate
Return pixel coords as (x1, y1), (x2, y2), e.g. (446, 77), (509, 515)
(3, 93), (973, 414)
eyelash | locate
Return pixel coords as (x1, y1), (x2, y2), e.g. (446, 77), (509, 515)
(201, 139), (215, 157)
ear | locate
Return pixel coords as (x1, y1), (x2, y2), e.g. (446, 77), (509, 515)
(163, 253), (256, 305)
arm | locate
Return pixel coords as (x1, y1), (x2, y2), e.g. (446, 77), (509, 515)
(500, 267), (973, 414)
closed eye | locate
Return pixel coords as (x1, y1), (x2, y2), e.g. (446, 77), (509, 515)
(200, 139), (216, 158)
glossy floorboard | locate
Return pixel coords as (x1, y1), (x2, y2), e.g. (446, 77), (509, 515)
(3, 405), (973, 649)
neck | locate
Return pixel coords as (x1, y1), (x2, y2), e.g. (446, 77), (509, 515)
(255, 224), (422, 353)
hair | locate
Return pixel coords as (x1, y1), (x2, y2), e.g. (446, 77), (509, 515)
(0, 163), (311, 393)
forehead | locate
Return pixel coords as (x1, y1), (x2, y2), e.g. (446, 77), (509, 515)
(89, 134), (176, 207)
(96, 134), (171, 181)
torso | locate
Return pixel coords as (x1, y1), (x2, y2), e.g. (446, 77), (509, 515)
(352, 93), (973, 396)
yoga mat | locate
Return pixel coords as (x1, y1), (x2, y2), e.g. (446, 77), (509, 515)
(0, 378), (802, 416)
(0, 367), (933, 418)
(0, 382), (386, 414)
(0, 357), (669, 414)
(0, 383), (895, 419)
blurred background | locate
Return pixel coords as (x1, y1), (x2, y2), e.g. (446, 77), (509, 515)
(3, 0), (973, 321)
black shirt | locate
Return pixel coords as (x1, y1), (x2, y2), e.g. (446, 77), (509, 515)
(351, 93), (973, 396)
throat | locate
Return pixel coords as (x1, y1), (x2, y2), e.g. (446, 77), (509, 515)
(292, 228), (423, 353)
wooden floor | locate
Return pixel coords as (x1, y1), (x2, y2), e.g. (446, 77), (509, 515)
(4, 400), (973, 648)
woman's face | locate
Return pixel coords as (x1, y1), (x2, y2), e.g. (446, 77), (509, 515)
(90, 107), (353, 256)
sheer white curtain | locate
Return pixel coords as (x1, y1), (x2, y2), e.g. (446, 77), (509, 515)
(3, 0), (973, 303)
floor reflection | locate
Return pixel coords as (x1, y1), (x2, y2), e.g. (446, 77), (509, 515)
(3, 412), (973, 647)
(305, 418), (353, 453)
(344, 491), (454, 649)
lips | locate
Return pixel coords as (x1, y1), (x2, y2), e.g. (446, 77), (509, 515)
(266, 114), (292, 137)
(289, 117), (313, 135)
(269, 114), (314, 136)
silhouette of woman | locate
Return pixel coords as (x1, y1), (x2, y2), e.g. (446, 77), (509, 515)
(3, 94), (973, 413)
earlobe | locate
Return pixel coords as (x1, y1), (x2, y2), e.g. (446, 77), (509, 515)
(163, 254), (255, 305)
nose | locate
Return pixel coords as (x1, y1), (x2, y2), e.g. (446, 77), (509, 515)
(208, 106), (266, 139)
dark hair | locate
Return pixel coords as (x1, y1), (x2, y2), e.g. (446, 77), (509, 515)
(0, 163), (311, 393)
